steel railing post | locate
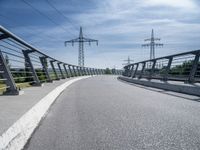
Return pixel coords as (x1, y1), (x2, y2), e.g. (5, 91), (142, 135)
(124, 66), (129, 76)
(129, 65), (134, 77)
(102, 69), (105, 74)
(39, 57), (52, 82)
(72, 66), (77, 76)
(77, 66), (81, 76)
(97, 69), (100, 75)
(126, 66), (129, 76)
(63, 64), (70, 78)
(139, 62), (146, 79)
(85, 68), (88, 75)
(68, 65), (73, 77)
(132, 63), (139, 78)
(95, 69), (98, 75)
(91, 68), (95, 75)
(188, 52), (200, 83)
(50, 60), (60, 80)
(22, 50), (41, 86)
(90, 68), (93, 75)
(87, 68), (90, 75)
(83, 67), (87, 75)
(163, 57), (173, 81)
(81, 67), (85, 76)
(0, 50), (19, 95)
(84, 67), (87, 75)
(58, 62), (65, 79)
(149, 60), (156, 80)
(80, 67), (83, 76)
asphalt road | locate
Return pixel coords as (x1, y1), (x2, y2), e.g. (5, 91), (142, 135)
(25, 75), (200, 150)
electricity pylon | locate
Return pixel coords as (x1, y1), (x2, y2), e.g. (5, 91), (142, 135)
(142, 29), (163, 60)
(122, 56), (134, 66)
(64, 27), (98, 67)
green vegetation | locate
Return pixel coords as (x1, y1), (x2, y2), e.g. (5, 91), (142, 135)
(105, 68), (111, 74)
(169, 60), (193, 75)
(155, 60), (200, 77)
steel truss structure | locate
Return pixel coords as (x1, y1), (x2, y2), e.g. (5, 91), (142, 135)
(65, 27), (98, 67)
(142, 29), (163, 60)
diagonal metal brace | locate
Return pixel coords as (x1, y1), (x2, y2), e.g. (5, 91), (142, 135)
(22, 50), (41, 86)
(0, 50), (19, 95)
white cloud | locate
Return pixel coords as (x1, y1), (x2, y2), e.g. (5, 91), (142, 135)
(144, 0), (197, 10)
(4, 0), (200, 68)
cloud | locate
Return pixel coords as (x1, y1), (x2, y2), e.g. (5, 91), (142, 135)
(143, 0), (197, 10)
(1, 0), (200, 68)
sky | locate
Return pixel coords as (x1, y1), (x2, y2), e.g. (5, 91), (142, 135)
(0, 0), (200, 69)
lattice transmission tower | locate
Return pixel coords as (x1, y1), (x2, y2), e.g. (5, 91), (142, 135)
(122, 56), (134, 66)
(64, 27), (98, 67)
(142, 29), (163, 60)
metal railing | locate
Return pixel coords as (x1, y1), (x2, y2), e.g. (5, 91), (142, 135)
(123, 49), (200, 83)
(0, 26), (122, 95)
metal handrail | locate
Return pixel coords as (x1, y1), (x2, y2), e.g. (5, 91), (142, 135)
(0, 26), (122, 95)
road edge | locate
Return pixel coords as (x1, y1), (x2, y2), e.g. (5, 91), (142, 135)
(118, 76), (200, 96)
(0, 76), (91, 150)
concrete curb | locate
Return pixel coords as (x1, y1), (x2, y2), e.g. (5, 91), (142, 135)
(118, 76), (200, 96)
(0, 76), (91, 150)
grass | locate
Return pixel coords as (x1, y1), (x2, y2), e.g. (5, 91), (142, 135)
(0, 82), (31, 94)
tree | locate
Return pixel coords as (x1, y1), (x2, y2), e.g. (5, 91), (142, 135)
(169, 60), (193, 76)
(105, 68), (111, 74)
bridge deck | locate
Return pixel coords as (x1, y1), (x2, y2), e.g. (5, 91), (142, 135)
(25, 75), (200, 150)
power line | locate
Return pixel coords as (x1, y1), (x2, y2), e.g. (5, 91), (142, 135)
(46, 0), (93, 39)
(0, 13), (73, 47)
(45, 0), (92, 38)
(21, 0), (75, 37)
(45, 0), (80, 32)
(122, 56), (134, 66)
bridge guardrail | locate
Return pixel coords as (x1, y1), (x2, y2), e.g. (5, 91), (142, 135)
(0, 26), (122, 95)
(123, 49), (200, 83)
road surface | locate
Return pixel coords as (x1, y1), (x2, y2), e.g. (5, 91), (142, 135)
(25, 75), (200, 150)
